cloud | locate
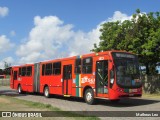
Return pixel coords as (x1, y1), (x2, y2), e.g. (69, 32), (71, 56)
(0, 57), (14, 69)
(16, 16), (74, 64)
(16, 11), (131, 64)
(107, 11), (131, 22)
(0, 7), (9, 17)
(67, 11), (132, 56)
(0, 35), (14, 53)
(67, 26), (101, 57)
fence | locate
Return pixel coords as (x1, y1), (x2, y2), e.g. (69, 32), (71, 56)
(141, 75), (160, 93)
(0, 78), (10, 86)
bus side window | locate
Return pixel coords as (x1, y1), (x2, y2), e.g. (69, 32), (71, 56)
(53, 62), (61, 75)
(22, 67), (26, 76)
(82, 57), (93, 74)
(26, 66), (32, 76)
(42, 64), (45, 76)
(19, 68), (22, 76)
(13, 71), (17, 80)
(75, 58), (81, 74)
(45, 63), (52, 75)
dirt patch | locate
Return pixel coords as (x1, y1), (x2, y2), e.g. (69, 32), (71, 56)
(0, 97), (10, 103)
(0, 96), (48, 111)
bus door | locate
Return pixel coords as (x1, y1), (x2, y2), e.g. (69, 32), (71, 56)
(11, 70), (18, 89)
(96, 60), (108, 97)
(63, 65), (72, 96)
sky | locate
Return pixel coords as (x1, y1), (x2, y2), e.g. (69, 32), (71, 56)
(0, 0), (159, 68)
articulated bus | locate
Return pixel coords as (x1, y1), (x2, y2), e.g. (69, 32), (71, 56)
(10, 51), (142, 104)
(0, 75), (6, 79)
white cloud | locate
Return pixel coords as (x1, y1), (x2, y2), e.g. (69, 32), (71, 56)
(68, 26), (101, 57)
(0, 35), (14, 53)
(0, 57), (14, 69)
(16, 11), (131, 64)
(16, 16), (74, 64)
(107, 11), (131, 22)
(67, 11), (131, 56)
(0, 7), (9, 17)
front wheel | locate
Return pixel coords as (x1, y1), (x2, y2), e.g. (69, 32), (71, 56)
(44, 86), (50, 98)
(84, 88), (95, 105)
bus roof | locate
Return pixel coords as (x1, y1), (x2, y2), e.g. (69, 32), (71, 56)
(11, 50), (132, 67)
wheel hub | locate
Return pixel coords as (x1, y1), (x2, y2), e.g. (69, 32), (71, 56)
(86, 92), (92, 102)
(18, 87), (21, 93)
(45, 89), (48, 96)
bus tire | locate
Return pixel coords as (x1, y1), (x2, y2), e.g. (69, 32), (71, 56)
(84, 88), (95, 105)
(18, 85), (23, 94)
(44, 86), (50, 98)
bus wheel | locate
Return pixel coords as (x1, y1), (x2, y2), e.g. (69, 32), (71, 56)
(18, 85), (23, 94)
(44, 86), (50, 98)
(84, 88), (95, 105)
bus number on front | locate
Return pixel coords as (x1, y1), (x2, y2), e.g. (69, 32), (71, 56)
(99, 57), (104, 60)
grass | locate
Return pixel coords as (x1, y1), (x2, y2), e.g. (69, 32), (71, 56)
(0, 95), (100, 120)
(142, 93), (160, 99)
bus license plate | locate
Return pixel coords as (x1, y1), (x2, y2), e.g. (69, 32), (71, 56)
(132, 89), (137, 92)
(129, 89), (137, 93)
(129, 94), (134, 96)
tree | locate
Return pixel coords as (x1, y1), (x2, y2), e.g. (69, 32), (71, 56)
(92, 9), (160, 75)
(4, 61), (11, 69)
(0, 69), (3, 75)
(3, 61), (11, 75)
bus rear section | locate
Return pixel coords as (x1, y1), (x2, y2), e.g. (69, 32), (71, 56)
(10, 64), (34, 93)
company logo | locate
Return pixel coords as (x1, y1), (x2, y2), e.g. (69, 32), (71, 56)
(2, 112), (11, 117)
(81, 76), (95, 84)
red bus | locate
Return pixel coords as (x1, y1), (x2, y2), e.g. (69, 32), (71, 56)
(10, 51), (142, 104)
(0, 75), (6, 79)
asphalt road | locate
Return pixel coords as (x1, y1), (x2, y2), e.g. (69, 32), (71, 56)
(0, 86), (160, 120)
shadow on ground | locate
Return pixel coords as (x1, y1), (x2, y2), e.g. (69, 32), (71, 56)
(33, 93), (160, 107)
(0, 87), (160, 107)
(0, 89), (27, 97)
(46, 94), (160, 107)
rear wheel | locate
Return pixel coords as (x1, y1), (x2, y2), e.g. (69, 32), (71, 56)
(84, 88), (95, 105)
(18, 85), (23, 94)
(44, 86), (50, 98)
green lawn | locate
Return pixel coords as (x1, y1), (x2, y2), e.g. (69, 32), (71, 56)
(142, 93), (160, 99)
(0, 95), (99, 120)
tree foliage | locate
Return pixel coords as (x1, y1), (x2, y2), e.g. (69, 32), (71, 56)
(92, 9), (160, 74)
(4, 61), (11, 69)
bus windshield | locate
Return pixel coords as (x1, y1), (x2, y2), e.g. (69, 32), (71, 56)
(112, 52), (142, 88)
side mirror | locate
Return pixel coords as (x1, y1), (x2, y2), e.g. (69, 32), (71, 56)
(110, 70), (114, 79)
(110, 68), (115, 88)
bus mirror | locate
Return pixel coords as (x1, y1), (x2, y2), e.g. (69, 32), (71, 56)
(110, 65), (114, 78)
(110, 69), (114, 88)
(110, 70), (114, 79)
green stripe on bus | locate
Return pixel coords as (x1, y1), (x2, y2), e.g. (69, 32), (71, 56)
(76, 74), (79, 97)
